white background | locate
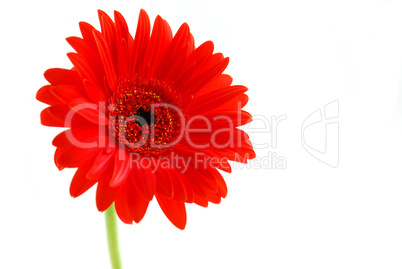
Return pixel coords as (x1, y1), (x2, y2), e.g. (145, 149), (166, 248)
(1, 0), (402, 268)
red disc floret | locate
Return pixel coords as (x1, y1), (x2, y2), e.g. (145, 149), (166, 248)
(108, 75), (181, 155)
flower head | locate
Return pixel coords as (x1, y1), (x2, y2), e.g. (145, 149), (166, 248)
(37, 9), (255, 229)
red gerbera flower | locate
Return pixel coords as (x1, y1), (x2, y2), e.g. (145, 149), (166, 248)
(37, 9), (255, 229)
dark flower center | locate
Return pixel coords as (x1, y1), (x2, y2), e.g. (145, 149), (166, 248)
(107, 76), (181, 156)
(135, 107), (151, 126)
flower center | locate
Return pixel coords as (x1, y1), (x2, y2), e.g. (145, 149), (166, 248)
(108, 76), (181, 156)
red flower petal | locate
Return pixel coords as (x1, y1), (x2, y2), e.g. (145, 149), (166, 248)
(131, 9), (151, 75)
(79, 21), (98, 52)
(130, 165), (156, 201)
(141, 15), (172, 79)
(174, 41), (214, 86)
(66, 36), (103, 75)
(96, 168), (118, 212)
(156, 195), (187, 230)
(114, 11), (131, 43)
(173, 170), (194, 203)
(155, 23), (194, 82)
(83, 79), (108, 103)
(189, 181), (209, 207)
(98, 10), (118, 63)
(93, 29), (118, 91)
(206, 191), (222, 204)
(67, 53), (102, 89)
(170, 171), (187, 202)
(87, 149), (116, 180)
(52, 131), (71, 148)
(50, 85), (86, 103)
(187, 85), (248, 114)
(44, 68), (82, 87)
(40, 104), (70, 127)
(193, 74), (233, 97)
(36, 85), (62, 105)
(68, 98), (109, 125)
(214, 169), (228, 198)
(117, 39), (130, 78)
(70, 163), (97, 198)
(183, 57), (229, 97)
(115, 186), (133, 224)
(154, 168), (173, 199)
(109, 149), (131, 187)
(56, 146), (99, 168)
(127, 182), (150, 223)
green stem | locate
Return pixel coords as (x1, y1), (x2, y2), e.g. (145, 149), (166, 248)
(105, 203), (123, 269)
